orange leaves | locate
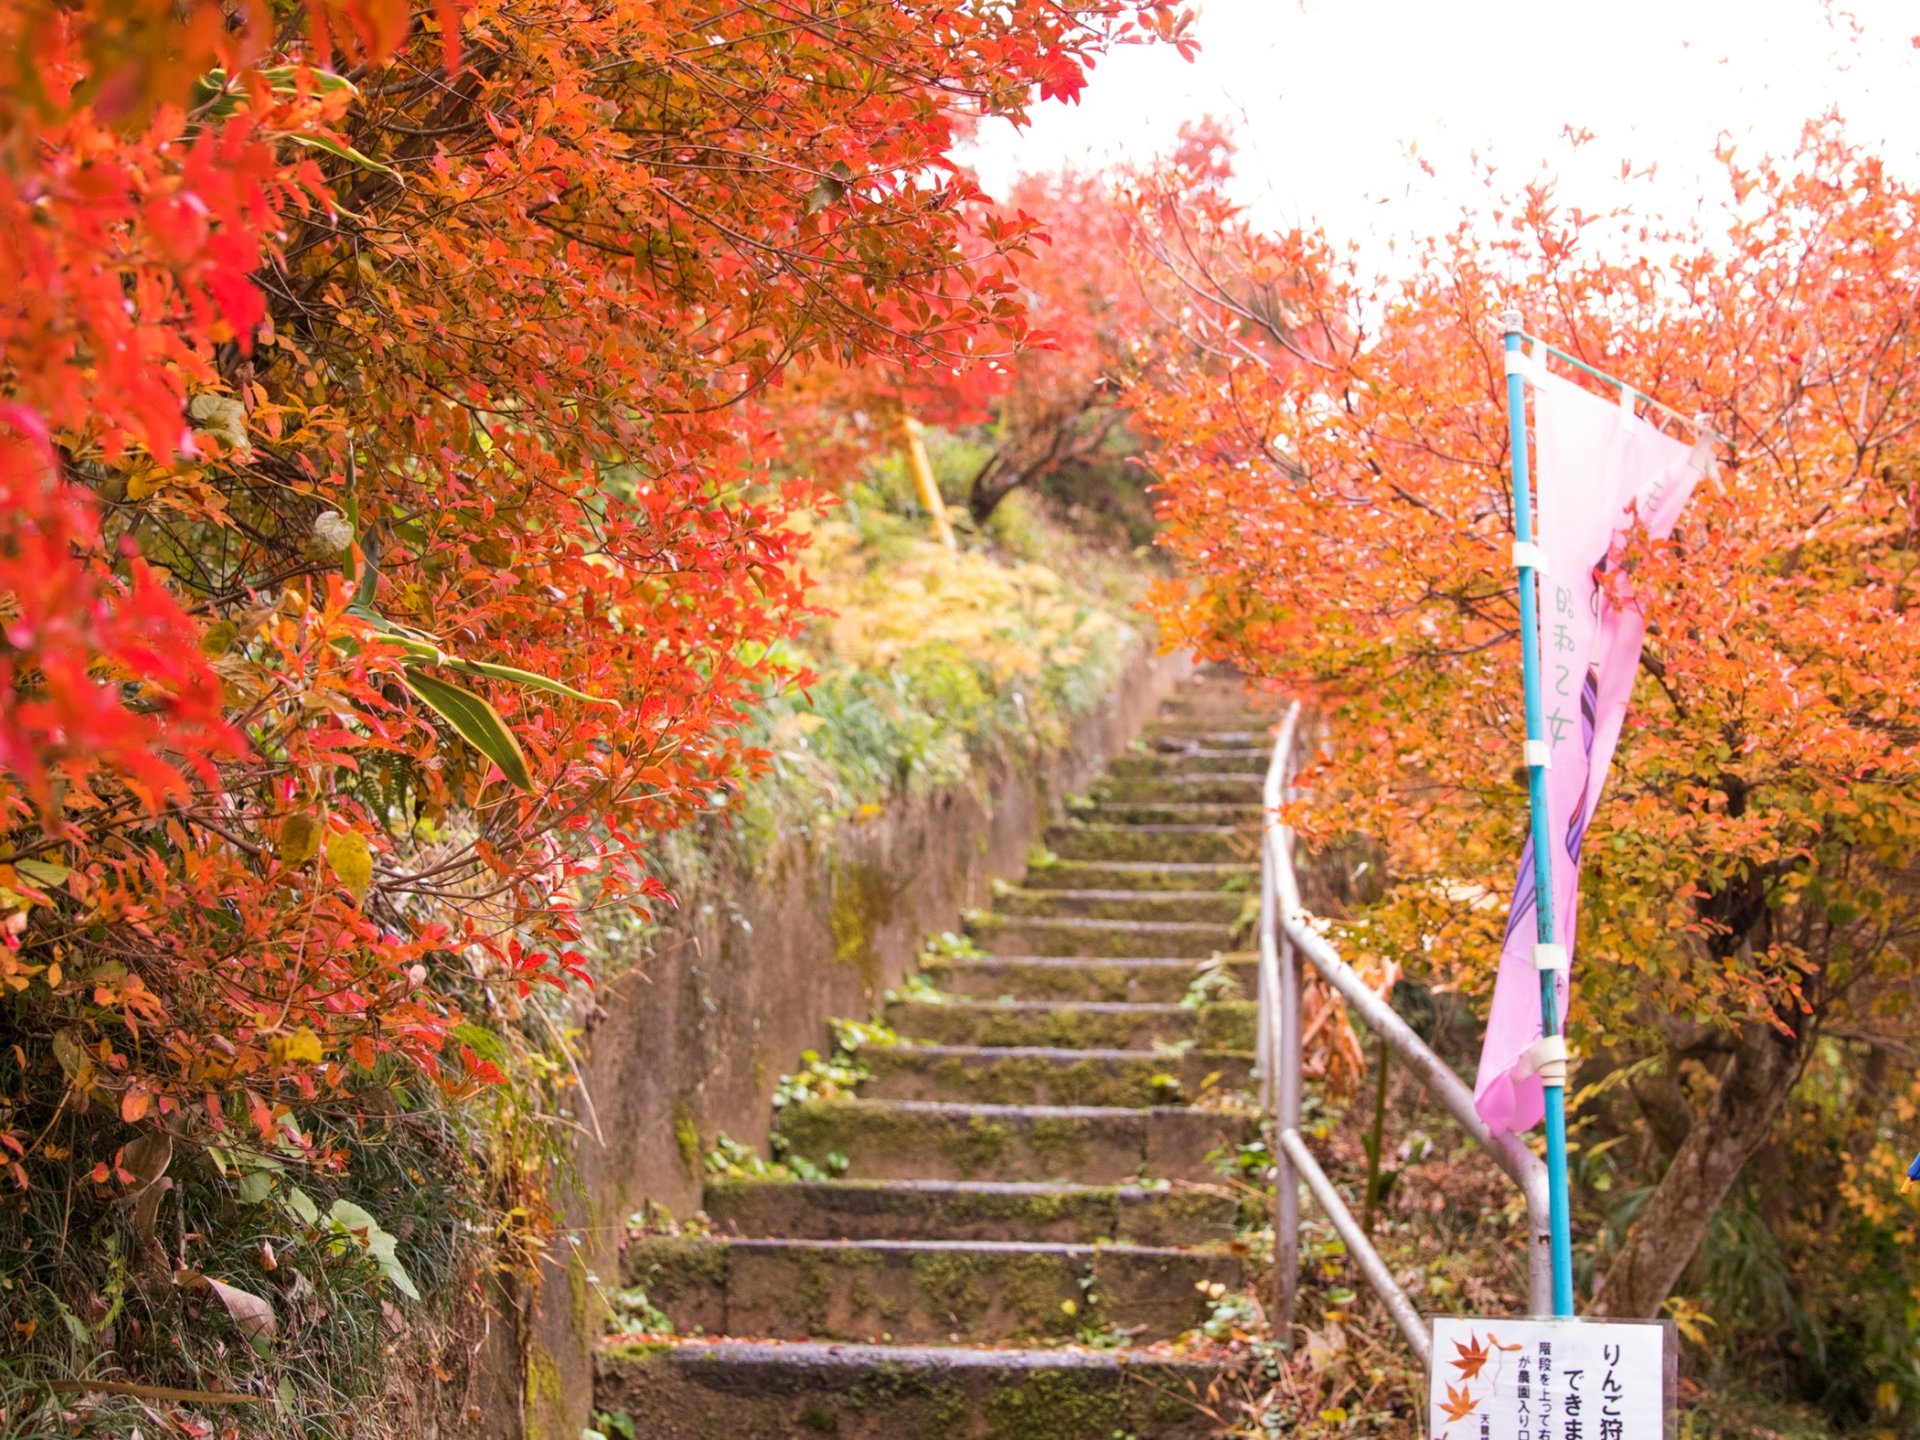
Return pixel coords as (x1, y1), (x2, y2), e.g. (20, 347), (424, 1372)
(1438, 1382), (1479, 1424)
(1132, 115), (1920, 1064)
(1450, 1332), (1491, 1380)
(1448, 1329), (1520, 1382)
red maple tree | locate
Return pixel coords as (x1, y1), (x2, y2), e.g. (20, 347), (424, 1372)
(0, 0), (1194, 1183)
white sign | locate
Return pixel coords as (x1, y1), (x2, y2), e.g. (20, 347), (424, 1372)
(1429, 1317), (1674, 1440)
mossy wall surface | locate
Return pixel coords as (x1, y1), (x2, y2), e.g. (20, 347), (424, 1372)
(516, 644), (1191, 1440)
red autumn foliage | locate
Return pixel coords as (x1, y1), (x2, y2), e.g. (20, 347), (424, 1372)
(0, 0), (1194, 1183)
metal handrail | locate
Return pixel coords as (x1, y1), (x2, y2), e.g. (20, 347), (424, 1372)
(1260, 703), (1553, 1367)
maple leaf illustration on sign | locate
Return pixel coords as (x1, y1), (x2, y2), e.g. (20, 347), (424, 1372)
(1451, 1332), (1491, 1380)
(1440, 1383), (1479, 1425)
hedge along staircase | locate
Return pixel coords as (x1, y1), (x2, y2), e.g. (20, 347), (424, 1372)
(597, 671), (1274, 1439)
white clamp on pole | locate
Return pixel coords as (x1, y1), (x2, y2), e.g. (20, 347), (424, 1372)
(1532, 943), (1568, 972)
(1523, 740), (1551, 770)
(1515, 1035), (1571, 1086)
(1512, 540), (1548, 573)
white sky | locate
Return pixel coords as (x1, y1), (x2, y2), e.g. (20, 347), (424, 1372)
(966, 0), (1920, 275)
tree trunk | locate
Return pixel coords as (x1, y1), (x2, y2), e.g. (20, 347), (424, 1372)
(1590, 1018), (1805, 1317)
(967, 453), (1025, 525)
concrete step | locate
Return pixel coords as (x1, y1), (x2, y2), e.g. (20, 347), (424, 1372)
(964, 913), (1237, 959)
(887, 998), (1254, 1051)
(774, 1098), (1257, 1184)
(1045, 824), (1254, 865)
(997, 888), (1247, 924)
(1078, 801), (1260, 828)
(921, 954), (1253, 1004)
(1158, 692), (1272, 720)
(1142, 722), (1272, 747)
(620, 1235), (1241, 1345)
(860, 1044), (1253, 1108)
(595, 1339), (1224, 1439)
(1106, 747), (1268, 777)
(702, 1177), (1240, 1247)
(1020, 859), (1255, 893)
(1093, 773), (1264, 805)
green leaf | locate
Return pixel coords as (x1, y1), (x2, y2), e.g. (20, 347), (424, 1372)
(449, 1021), (508, 1064)
(328, 1199), (421, 1300)
(401, 670), (532, 789)
(285, 1186), (321, 1226)
(804, 172), (846, 216)
(282, 131), (400, 178)
(14, 859), (69, 888)
(236, 1170), (275, 1205)
(349, 602), (611, 707)
(439, 657), (618, 708)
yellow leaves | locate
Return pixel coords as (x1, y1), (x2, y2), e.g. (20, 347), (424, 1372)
(1662, 1294), (1717, 1347)
(326, 830), (374, 905)
(268, 1027), (325, 1065)
(186, 391), (250, 454)
(200, 619), (240, 657)
(0, 950), (41, 994)
(810, 519), (1119, 685)
(278, 814), (323, 865)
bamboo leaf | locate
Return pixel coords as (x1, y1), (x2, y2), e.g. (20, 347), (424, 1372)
(281, 131), (400, 178)
(439, 657), (618, 708)
(401, 670), (532, 789)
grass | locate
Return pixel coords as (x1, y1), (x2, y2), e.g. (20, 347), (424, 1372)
(0, 1075), (495, 1438)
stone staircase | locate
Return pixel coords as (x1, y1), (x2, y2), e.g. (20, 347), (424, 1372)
(597, 673), (1273, 1439)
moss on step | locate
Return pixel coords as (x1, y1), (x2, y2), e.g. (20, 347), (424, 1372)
(1027, 1114), (1092, 1175)
(1000, 1251), (1085, 1335)
(623, 1234), (731, 1293)
(911, 1248), (989, 1330)
(601, 1337), (678, 1363)
(983, 1370), (1129, 1440)
(1194, 1001), (1256, 1051)
(938, 1115), (1018, 1178)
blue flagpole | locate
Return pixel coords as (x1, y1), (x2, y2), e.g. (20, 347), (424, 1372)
(1498, 309), (1577, 1318)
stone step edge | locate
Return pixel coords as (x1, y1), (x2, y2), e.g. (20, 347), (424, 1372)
(869, 1043), (1254, 1063)
(805, 1098), (1261, 1122)
(598, 1336), (1222, 1374)
(995, 887), (1248, 902)
(890, 999), (1245, 1016)
(935, 953), (1255, 967)
(969, 916), (1238, 934)
(699, 1175), (1232, 1201)
(627, 1235), (1237, 1261)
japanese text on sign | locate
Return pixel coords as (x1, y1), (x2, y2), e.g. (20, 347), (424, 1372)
(1430, 1317), (1672, 1440)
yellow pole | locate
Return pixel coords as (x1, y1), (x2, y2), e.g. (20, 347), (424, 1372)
(900, 415), (957, 552)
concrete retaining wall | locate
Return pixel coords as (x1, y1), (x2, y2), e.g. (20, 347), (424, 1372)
(513, 641), (1192, 1440)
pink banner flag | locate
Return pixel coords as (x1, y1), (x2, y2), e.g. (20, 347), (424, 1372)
(1474, 367), (1710, 1135)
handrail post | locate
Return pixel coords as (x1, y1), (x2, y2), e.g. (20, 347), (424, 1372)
(1259, 722), (1301, 1347)
(1274, 923), (1301, 1346)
